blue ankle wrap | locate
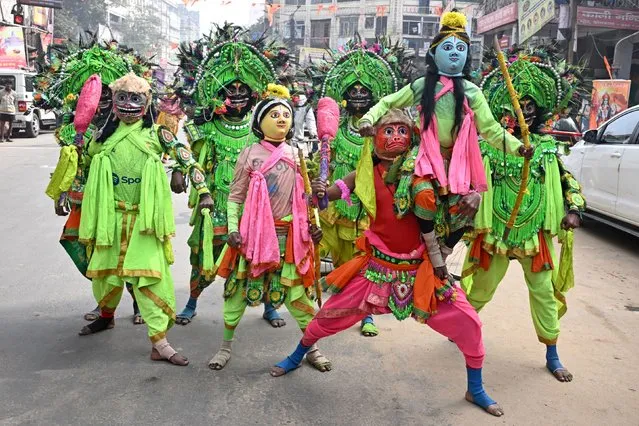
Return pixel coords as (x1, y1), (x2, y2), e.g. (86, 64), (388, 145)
(263, 302), (282, 321)
(546, 345), (564, 372)
(361, 315), (374, 326)
(274, 342), (311, 374)
(467, 367), (496, 408)
(177, 297), (198, 319)
(186, 297), (198, 310)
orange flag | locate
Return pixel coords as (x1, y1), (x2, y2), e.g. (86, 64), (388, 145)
(603, 56), (613, 79)
(328, 4), (337, 13)
(266, 4), (282, 26)
(376, 5), (387, 17)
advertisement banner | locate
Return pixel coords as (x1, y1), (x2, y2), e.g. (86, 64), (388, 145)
(0, 26), (27, 68)
(518, 0), (555, 43)
(589, 80), (631, 130)
(476, 2), (517, 34)
(577, 7), (639, 31)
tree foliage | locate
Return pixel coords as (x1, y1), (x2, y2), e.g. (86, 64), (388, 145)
(109, 7), (163, 58)
(54, 0), (109, 41)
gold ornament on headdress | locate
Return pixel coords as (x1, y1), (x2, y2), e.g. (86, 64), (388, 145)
(263, 83), (290, 100)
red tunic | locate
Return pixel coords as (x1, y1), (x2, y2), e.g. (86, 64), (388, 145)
(369, 163), (422, 254)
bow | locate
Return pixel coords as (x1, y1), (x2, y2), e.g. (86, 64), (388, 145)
(492, 36), (531, 240)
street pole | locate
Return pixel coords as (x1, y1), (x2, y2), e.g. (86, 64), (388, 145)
(567, 0), (578, 64)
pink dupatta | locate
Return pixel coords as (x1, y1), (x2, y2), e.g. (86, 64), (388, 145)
(415, 76), (487, 195)
(239, 142), (313, 278)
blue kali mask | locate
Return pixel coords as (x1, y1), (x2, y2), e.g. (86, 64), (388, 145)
(432, 36), (468, 77)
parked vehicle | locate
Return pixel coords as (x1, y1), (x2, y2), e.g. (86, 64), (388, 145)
(562, 105), (639, 236)
(0, 68), (56, 138)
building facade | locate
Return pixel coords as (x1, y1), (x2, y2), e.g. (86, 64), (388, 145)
(273, 0), (482, 67)
(475, 0), (639, 80)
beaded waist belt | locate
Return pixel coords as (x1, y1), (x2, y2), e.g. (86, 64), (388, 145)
(365, 247), (422, 321)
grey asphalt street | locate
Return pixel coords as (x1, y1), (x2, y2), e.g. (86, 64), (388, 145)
(0, 132), (638, 425)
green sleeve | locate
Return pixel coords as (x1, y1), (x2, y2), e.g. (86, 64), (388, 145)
(557, 155), (586, 214)
(467, 82), (523, 156)
(227, 200), (241, 233)
(157, 126), (210, 195)
(360, 78), (422, 125)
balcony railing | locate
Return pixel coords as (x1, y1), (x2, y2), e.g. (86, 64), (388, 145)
(402, 5), (442, 15)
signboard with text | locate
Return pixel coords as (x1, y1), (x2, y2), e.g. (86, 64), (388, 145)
(577, 7), (639, 31)
(518, 0), (555, 43)
(476, 3), (517, 34)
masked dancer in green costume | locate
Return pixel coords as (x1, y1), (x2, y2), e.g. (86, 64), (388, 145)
(40, 38), (160, 325)
(172, 24), (292, 327)
(76, 72), (213, 366)
(306, 36), (415, 337)
(461, 44), (586, 382)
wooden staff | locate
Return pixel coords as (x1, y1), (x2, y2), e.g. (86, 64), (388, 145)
(297, 149), (323, 308)
(493, 35), (531, 240)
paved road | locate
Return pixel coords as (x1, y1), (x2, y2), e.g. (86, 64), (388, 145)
(1, 133), (638, 425)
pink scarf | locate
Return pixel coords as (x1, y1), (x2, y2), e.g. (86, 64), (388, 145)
(239, 141), (313, 278)
(415, 76), (487, 195)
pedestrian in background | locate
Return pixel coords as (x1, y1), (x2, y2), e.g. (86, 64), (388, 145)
(0, 83), (17, 142)
(291, 91), (317, 157)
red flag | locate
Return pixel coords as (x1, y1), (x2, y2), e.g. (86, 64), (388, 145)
(317, 4), (324, 13)
(328, 4), (337, 13)
(376, 5), (387, 17)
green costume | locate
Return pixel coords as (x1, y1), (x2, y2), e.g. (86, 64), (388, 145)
(460, 45), (586, 381)
(173, 24), (290, 323)
(39, 41), (149, 278)
(79, 119), (208, 342)
(305, 37), (414, 267)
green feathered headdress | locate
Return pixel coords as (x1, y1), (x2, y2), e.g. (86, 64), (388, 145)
(306, 35), (415, 105)
(174, 22), (292, 109)
(35, 34), (153, 111)
(477, 43), (587, 121)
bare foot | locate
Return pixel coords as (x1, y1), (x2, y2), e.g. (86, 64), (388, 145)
(549, 366), (573, 382)
(270, 366), (286, 377)
(265, 317), (286, 328)
(150, 347), (189, 366)
(465, 391), (504, 417)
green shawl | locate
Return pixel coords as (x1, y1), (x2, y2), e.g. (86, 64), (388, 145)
(79, 120), (175, 248)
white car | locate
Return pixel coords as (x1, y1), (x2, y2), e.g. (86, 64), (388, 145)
(0, 68), (57, 138)
(562, 105), (639, 235)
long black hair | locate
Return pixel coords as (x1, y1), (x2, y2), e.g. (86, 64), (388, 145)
(419, 27), (473, 139)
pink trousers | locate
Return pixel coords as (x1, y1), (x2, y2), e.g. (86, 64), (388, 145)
(302, 275), (485, 369)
